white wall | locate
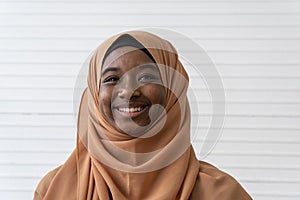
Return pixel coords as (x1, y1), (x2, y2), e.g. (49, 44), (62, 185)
(1, 0), (300, 199)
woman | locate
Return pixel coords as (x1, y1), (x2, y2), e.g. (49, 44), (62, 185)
(34, 31), (252, 200)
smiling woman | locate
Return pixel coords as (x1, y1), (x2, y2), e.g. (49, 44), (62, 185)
(33, 31), (252, 200)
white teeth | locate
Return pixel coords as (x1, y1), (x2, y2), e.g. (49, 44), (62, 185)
(118, 107), (144, 113)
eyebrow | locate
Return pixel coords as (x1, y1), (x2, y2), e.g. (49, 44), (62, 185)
(101, 64), (159, 76)
(138, 64), (159, 72)
(101, 67), (120, 76)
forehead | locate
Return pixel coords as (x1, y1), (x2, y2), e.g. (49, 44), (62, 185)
(102, 46), (154, 72)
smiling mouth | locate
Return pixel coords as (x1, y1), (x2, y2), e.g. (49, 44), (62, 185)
(117, 106), (144, 113)
(114, 105), (148, 118)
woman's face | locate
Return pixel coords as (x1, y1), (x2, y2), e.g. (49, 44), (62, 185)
(99, 46), (167, 135)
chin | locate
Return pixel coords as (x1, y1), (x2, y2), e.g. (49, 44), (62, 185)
(115, 120), (151, 137)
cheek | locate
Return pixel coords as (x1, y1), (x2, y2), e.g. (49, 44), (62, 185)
(98, 87), (114, 117)
(145, 85), (167, 106)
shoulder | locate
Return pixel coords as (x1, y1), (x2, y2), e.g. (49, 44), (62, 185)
(190, 161), (252, 200)
(34, 166), (62, 200)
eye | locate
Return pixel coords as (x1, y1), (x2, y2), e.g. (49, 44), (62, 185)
(138, 74), (159, 82)
(103, 76), (119, 84)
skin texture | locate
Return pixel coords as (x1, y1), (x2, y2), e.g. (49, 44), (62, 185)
(99, 46), (166, 135)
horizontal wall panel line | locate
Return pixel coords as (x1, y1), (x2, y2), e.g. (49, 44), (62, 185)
(0, 162), (60, 165)
(2, 137), (300, 144)
(2, 163), (298, 171)
(222, 166), (300, 170)
(3, 112), (300, 118)
(1, 62), (300, 65)
(2, 13), (300, 15)
(3, 75), (300, 79)
(0, 163), (56, 166)
(1, 176), (299, 184)
(253, 194), (300, 197)
(2, 84), (300, 90)
(1, 137), (300, 144)
(2, 125), (300, 130)
(0, 138), (73, 141)
(3, 101), (300, 105)
(2, 37), (300, 40)
(204, 153), (300, 157)
(1, 63), (299, 66)
(3, 22), (299, 26)
(0, 191), (296, 198)
(150, 150), (288, 156)
(1, 151), (300, 157)
(0, 150), (71, 153)
(0, 125), (73, 127)
(1, 0), (298, 3)
(2, 25), (300, 28)
(2, 62), (300, 65)
(242, 180), (300, 184)
(0, 189), (33, 191)
(1, 162), (299, 169)
(3, 49), (300, 52)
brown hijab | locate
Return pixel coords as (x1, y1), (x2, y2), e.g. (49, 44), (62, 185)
(34, 31), (252, 200)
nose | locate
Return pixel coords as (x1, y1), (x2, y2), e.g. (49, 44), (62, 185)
(117, 76), (141, 99)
